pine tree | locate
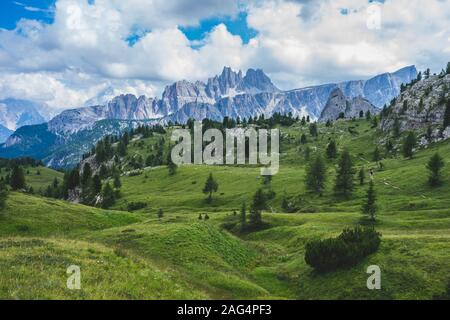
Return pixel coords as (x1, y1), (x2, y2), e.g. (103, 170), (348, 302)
(334, 149), (355, 198)
(427, 153), (445, 187)
(402, 132), (417, 159)
(305, 155), (327, 194)
(0, 180), (8, 209)
(362, 180), (377, 221)
(300, 134), (307, 145)
(81, 163), (92, 187)
(393, 118), (401, 138)
(113, 174), (122, 189)
(10, 165), (26, 191)
(157, 208), (164, 219)
(100, 182), (115, 209)
(359, 110), (364, 118)
(240, 203), (246, 225)
(249, 189), (266, 226)
(304, 146), (311, 161)
(326, 140), (337, 159)
(309, 123), (318, 137)
(366, 110), (372, 121)
(203, 173), (218, 203)
(444, 100), (450, 129)
(446, 62), (450, 75)
(91, 174), (102, 195)
(117, 140), (127, 157)
(373, 146), (381, 162)
(167, 151), (177, 176)
(359, 167), (365, 185)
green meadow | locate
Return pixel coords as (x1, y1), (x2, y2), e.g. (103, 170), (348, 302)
(1, 119), (450, 299)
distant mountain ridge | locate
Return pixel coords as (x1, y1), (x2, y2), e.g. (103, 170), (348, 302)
(0, 65), (417, 168)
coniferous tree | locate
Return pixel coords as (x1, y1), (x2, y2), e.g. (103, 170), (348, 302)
(203, 173), (218, 203)
(402, 132), (417, 159)
(393, 118), (401, 138)
(359, 167), (365, 185)
(304, 146), (311, 161)
(373, 146), (381, 162)
(0, 180), (8, 209)
(91, 174), (102, 195)
(362, 180), (377, 221)
(10, 165), (26, 191)
(240, 203), (247, 226)
(326, 140), (337, 159)
(100, 182), (115, 208)
(444, 100), (450, 129)
(167, 151), (177, 176)
(117, 140), (127, 157)
(334, 149), (355, 198)
(446, 62), (450, 74)
(305, 155), (327, 195)
(427, 153), (445, 187)
(113, 174), (122, 189)
(81, 163), (92, 187)
(309, 123), (318, 137)
(157, 208), (164, 219)
(249, 189), (266, 226)
(300, 134), (307, 145)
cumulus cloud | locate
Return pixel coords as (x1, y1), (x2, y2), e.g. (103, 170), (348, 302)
(0, 0), (449, 109)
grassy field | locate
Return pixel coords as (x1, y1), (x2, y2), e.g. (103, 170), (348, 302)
(1, 119), (449, 299)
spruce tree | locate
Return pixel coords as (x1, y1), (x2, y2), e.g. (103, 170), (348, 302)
(91, 174), (102, 195)
(309, 123), (318, 137)
(444, 100), (450, 129)
(81, 163), (92, 187)
(359, 167), (365, 185)
(305, 155), (327, 194)
(157, 208), (164, 219)
(100, 182), (115, 209)
(203, 173), (218, 203)
(113, 174), (122, 189)
(373, 146), (381, 162)
(0, 180), (8, 209)
(249, 189), (266, 226)
(10, 165), (26, 191)
(427, 153), (445, 187)
(300, 134), (307, 145)
(334, 149), (355, 198)
(393, 118), (401, 138)
(402, 132), (417, 159)
(326, 140), (337, 159)
(240, 203), (247, 225)
(362, 180), (377, 221)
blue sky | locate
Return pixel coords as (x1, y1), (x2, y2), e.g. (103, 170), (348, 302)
(1, 0), (256, 45)
(0, 0), (449, 109)
(0, 0), (56, 29)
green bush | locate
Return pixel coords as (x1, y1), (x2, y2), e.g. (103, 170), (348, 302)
(126, 201), (148, 212)
(305, 227), (381, 273)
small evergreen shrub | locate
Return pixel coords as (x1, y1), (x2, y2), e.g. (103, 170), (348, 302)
(126, 201), (148, 212)
(305, 227), (381, 273)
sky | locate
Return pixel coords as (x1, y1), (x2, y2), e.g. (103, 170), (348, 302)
(0, 0), (449, 110)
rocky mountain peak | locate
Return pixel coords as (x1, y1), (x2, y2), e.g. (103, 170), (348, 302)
(319, 88), (379, 122)
(239, 68), (279, 94)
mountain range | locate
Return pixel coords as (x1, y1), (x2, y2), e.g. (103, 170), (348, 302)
(0, 65), (417, 168)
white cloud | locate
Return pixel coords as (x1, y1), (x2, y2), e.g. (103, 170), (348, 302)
(0, 0), (449, 109)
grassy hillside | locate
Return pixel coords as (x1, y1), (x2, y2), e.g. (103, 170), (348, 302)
(1, 118), (450, 299)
